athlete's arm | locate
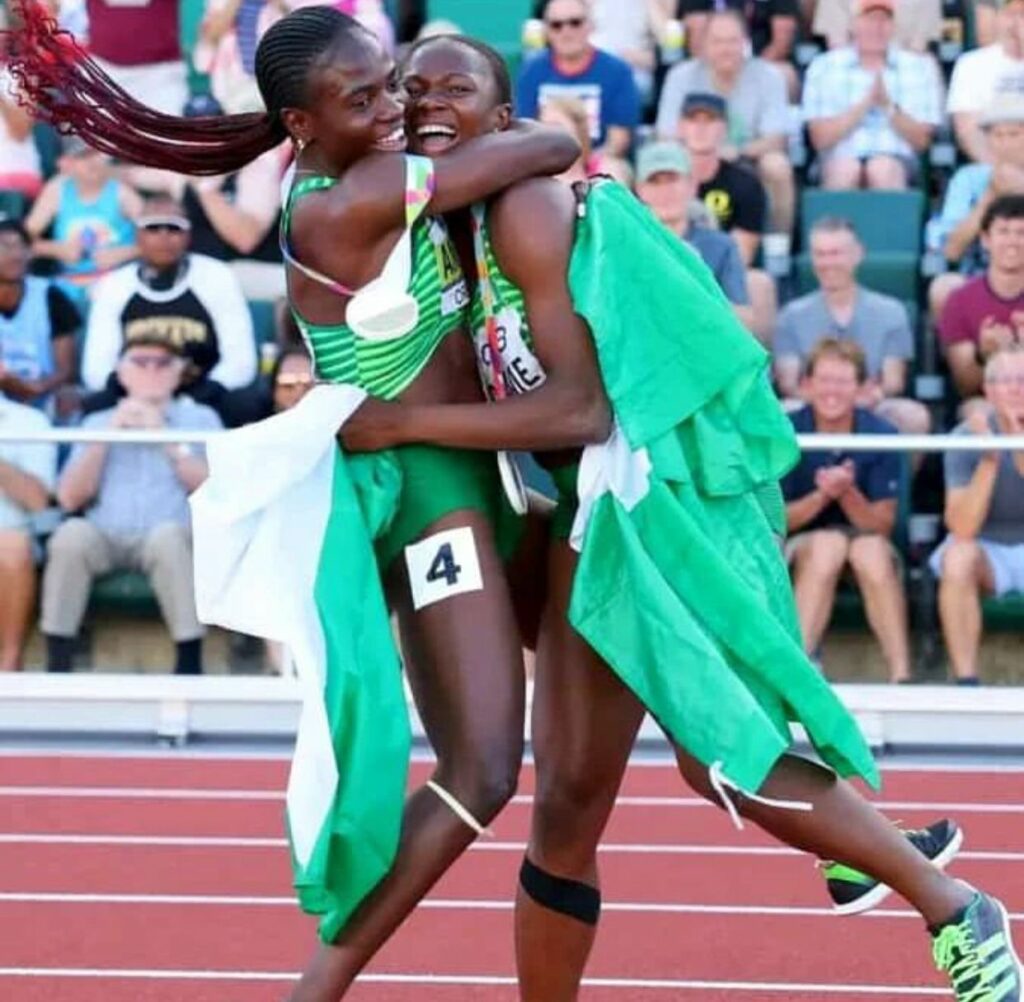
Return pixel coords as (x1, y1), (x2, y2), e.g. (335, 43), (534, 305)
(341, 179), (611, 453)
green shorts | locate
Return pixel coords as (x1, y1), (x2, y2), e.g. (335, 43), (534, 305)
(550, 463), (580, 542)
(375, 445), (520, 572)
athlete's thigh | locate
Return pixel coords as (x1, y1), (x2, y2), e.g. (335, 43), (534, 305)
(387, 508), (526, 759)
(532, 540), (645, 797)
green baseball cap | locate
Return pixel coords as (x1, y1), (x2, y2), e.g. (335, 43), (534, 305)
(636, 142), (691, 183)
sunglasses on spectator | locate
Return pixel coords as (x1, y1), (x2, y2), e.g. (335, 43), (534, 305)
(547, 17), (585, 30)
(276, 374), (314, 388)
(124, 353), (178, 370)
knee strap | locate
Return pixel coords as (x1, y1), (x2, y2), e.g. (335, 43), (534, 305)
(519, 857), (600, 926)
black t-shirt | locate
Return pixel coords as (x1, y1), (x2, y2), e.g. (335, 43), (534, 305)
(121, 285), (220, 377)
(0, 283), (81, 339)
(677, 0), (798, 54)
(697, 160), (767, 235)
(183, 177), (282, 265)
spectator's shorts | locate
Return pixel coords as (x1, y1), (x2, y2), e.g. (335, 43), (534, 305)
(375, 445), (520, 573)
(784, 526), (903, 572)
(929, 535), (1024, 598)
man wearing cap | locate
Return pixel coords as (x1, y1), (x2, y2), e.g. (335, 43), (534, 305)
(121, 94), (286, 303)
(928, 93), (1024, 327)
(678, 91), (768, 265)
(42, 333), (222, 674)
(948, 0), (1024, 163)
(655, 11), (794, 236)
(81, 195), (256, 420)
(0, 217), (79, 410)
(635, 140), (759, 334)
(802, 0), (943, 190)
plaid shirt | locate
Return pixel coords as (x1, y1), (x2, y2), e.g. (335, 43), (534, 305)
(802, 45), (944, 160)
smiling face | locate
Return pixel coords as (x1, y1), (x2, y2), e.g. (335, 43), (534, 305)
(283, 30), (406, 170)
(982, 213), (1024, 275)
(806, 354), (861, 423)
(810, 226), (862, 293)
(402, 38), (511, 156)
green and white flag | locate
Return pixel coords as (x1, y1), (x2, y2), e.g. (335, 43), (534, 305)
(191, 385), (410, 942)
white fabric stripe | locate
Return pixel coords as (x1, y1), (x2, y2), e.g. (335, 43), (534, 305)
(426, 781), (493, 837)
(190, 385), (367, 867)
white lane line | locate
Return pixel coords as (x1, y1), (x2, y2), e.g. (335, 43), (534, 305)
(0, 967), (950, 994)
(1, 833), (1022, 861)
(0, 891), (1021, 922)
(3, 785), (1024, 814)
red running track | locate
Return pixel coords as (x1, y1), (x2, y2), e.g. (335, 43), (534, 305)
(1, 753), (1023, 1001)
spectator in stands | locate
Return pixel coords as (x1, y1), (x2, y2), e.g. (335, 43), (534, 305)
(84, 0), (188, 116)
(42, 334), (220, 674)
(0, 390), (55, 669)
(516, 0), (640, 160)
(635, 140), (761, 336)
(81, 195), (257, 420)
(781, 338), (911, 684)
(588, 0), (666, 104)
(677, 91), (767, 264)
(125, 94), (286, 302)
(222, 343), (312, 426)
(814, 0), (942, 53)
(538, 96), (633, 186)
(678, 0), (799, 95)
(939, 195), (1024, 409)
(0, 217), (78, 411)
(774, 216), (930, 434)
(0, 65), (42, 200)
(930, 345), (1024, 685)
(929, 93), (1024, 327)
(24, 136), (141, 305)
(656, 11), (795, 235)
(803, 0), (943, 191)
(948, 0), (1024, 163)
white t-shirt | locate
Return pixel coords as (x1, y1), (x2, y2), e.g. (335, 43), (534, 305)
(590, 0), (654, 58)
(947, 44), (1024, 114)
(0, 396), (55, 533)
(0, 70), (41, 179)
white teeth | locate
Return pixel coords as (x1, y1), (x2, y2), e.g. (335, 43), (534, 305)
(417, 125), (456, 138)
(376, 128), (405, 145)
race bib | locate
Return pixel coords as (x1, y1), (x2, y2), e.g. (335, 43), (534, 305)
(474, 306), (546, 399)
(429, 220), (469, 317)
(405, 527), (484, 611)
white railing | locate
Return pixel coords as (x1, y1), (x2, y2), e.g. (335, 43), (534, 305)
(0, 427), (1020, 749)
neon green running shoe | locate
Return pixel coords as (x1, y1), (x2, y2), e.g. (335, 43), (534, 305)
(932, 890), (1022, 1001)
(821, 819), (963, 915)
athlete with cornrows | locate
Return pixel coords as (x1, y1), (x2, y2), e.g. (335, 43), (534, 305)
(3, 5), (593, 1000)
(340, 34), (1022, 1002)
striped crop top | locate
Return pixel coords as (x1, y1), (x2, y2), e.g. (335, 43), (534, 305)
(281, 156), (469, 400)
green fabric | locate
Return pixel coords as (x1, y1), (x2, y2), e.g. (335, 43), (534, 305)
(292, 449), (410, 944)
(565, 181), (879, 794)
(374, 445), (519, 572)
(550, 463), (579, 542)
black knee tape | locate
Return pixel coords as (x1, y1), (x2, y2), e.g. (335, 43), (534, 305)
(519, 857), (600, 926)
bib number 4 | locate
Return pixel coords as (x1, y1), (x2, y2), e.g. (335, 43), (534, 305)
(405, 527), (484, 610)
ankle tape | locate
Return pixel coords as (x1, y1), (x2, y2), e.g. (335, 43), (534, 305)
(519, 857), (600, 926)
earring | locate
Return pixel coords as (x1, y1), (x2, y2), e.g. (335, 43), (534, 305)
(295, 137), (307, 155)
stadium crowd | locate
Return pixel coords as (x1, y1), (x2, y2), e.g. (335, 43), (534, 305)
(0, 0), (1020, 682)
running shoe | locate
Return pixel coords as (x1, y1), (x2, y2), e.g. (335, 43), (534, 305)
(932, 889), (1022, 1001)
(821, 819), (964, 915)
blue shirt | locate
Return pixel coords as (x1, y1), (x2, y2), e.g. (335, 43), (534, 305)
(686, 226), (750, 305)
(935, 162), (991, 276)
(781, 406), (900, 532)
(516, 48), (640, 148)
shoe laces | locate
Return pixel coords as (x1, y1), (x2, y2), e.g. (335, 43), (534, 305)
(933, 920), (996, 1002)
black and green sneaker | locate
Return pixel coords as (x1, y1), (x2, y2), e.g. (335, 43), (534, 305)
(821, 819), (964, 915)
(932, 889), (1022, 1001)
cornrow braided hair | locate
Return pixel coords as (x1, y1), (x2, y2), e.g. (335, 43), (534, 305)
(402, 34), (513, 107)
(2, 1), (362, 176)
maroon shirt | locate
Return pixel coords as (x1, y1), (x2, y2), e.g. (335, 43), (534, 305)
(938, 275), (1024, 348)
(86, 0), (181, 67)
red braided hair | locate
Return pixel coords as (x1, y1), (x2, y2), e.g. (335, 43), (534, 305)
(1, 0), (357, 175)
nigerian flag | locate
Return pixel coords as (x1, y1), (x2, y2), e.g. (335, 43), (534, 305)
(191, 385), (410, 943)
(564, 183), (880, 795)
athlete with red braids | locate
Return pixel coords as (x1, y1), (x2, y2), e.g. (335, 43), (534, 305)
(3, 4), (587, 1000)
